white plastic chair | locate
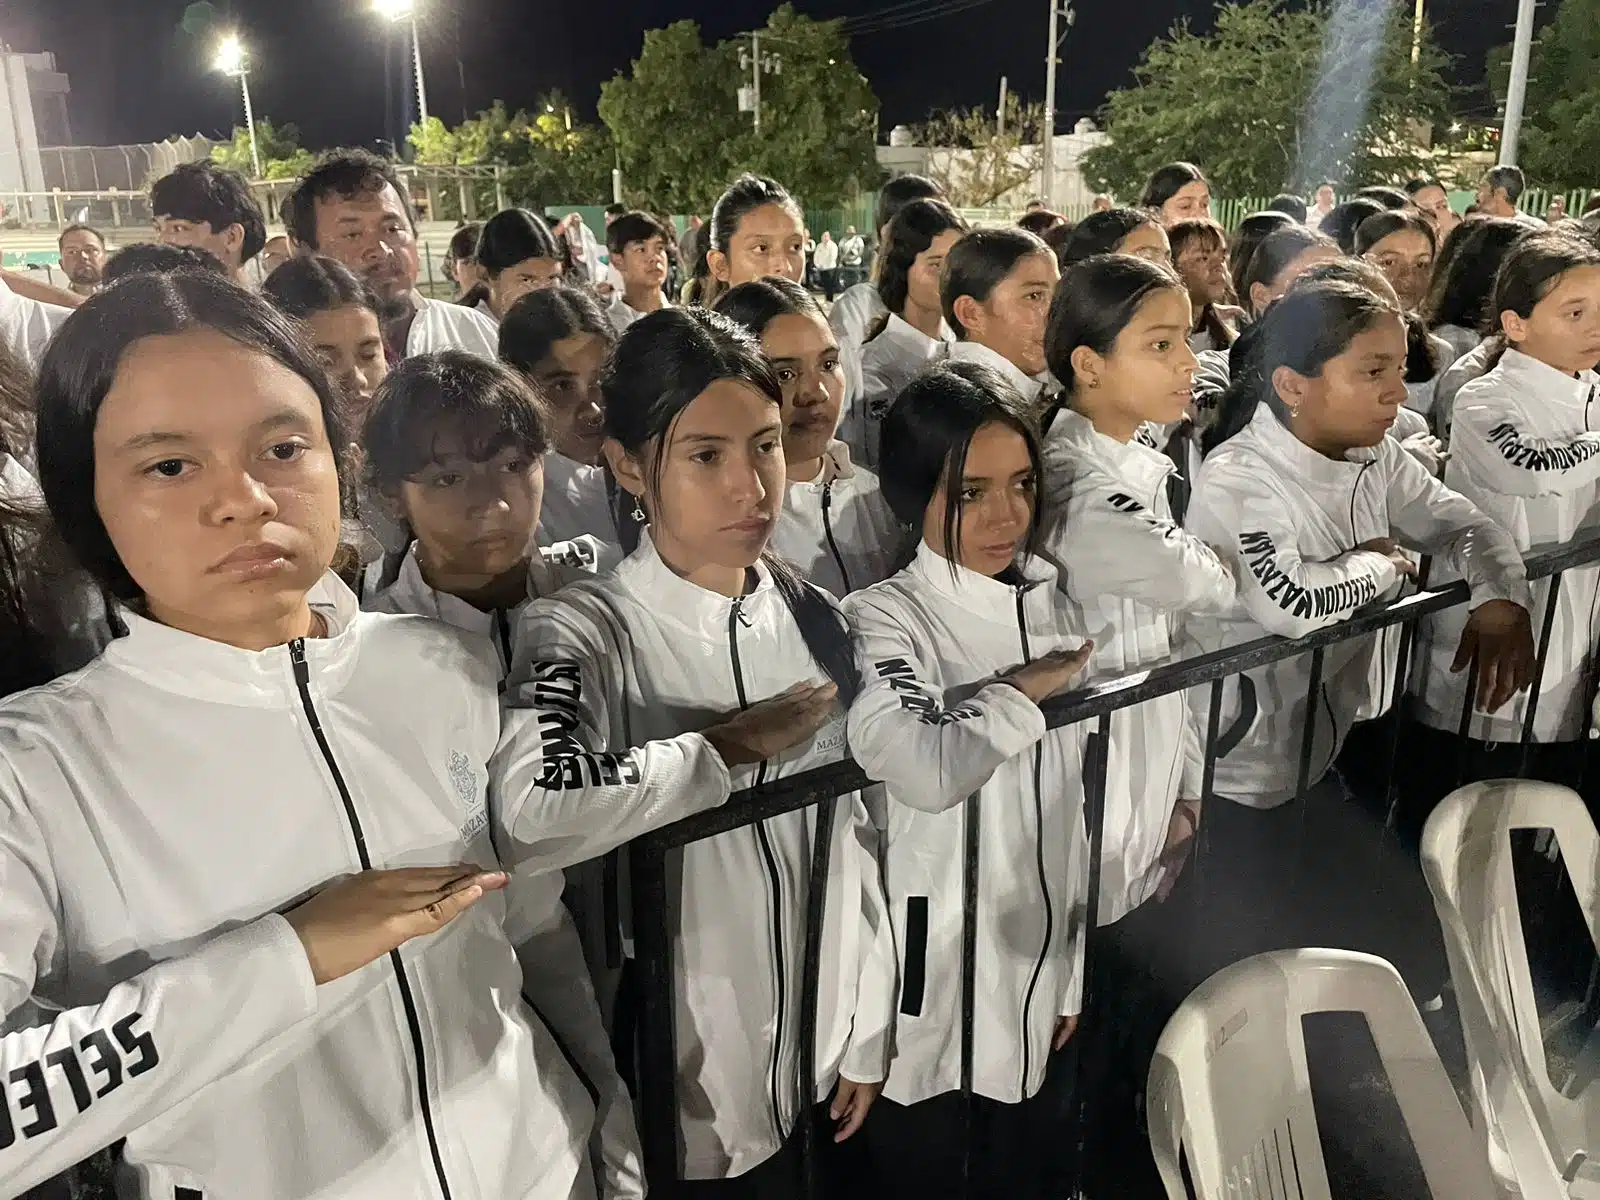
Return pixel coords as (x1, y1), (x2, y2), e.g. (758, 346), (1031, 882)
(1146, 948), (1498, 1199)
(1423, 779), (1600, 1198)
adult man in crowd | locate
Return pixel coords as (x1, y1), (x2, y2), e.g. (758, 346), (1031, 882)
(813, 230), (840, 301)
(1405, 176), (1461, 241)
(151, 161), (267, 286)
(1477, 165), (1545, 227)
(283, 149), (498, 361)
(58, 224), (107, 297)
(838, 225), (866, 290)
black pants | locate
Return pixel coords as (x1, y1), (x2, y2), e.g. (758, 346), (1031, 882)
(864, 1052), (1076, 1200)
(820, 269), (839, 301)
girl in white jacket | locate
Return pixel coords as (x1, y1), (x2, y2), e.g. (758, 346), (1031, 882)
(940, 227), (1060, 404)
(716, 277), (900, 595)
(498, 285), (623, 563)
(843, 360), (1093, 1200)
(0, 270), (602, 1199)
(853, 199), (968, 467)
(495, 307), (896, 1187)
(1410, 231), (1600, 832)
(1185, 275), (1533, 964)
(357, 351), (642, 1198)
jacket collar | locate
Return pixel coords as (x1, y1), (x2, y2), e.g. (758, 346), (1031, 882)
(789, 440), (859, 493)
(1243, 403), (1377, 485)
(103, 571), (364, 706)
(388, 538), (588, 629)
(904, 539), (1058, 619)
(1496, 348), (1599, 414)
(1045, 406), (1175, 493)
(947, 340), (1047, 403)
(878, 311), (951, 356)
(614, 529), (780, 642)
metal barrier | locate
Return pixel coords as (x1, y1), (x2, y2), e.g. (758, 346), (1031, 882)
(624, 530), (1600, 1196)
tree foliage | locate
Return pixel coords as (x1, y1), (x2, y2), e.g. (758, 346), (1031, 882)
(407, 95), (615, 216)
(210, 119), (316, 180)
(916, 96), (1046, 209)
(598, 5), (880, 214)
(1488, 0), (1600, 187)
(1082, 0), (1450, 199)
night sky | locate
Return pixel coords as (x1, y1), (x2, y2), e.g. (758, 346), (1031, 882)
(6, 0), (1539, 152)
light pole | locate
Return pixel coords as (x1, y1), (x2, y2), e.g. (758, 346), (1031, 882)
(213, 35), (262, 180)
(374, 0), (429, 125)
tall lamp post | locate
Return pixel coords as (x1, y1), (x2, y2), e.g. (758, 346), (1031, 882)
(374, 0), (429, 125)
(213, 35), (262, 180)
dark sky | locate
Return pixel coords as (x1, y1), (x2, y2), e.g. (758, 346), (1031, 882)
(7, 0), (1534, 152)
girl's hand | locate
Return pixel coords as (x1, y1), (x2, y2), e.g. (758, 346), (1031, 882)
(1003, 642), (1096, 705)
(1453, 599), (1536, 713)
(1356, 537), (1418, 579)
(704, 682), (839, 767)
(1054, 1015), (1079, 1050)
(830, 1077), (882, 1142)
(1154, 798), (1201, 902)
(286, 866), (507, 985)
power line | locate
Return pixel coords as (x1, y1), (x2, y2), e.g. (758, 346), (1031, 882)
(840, 0), (1003, 37)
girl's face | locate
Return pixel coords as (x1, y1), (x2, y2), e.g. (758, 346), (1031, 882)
(93, 328), (343, 649)
(1503, 265), (1600, 376)
(490, 256), (564, 317)
(1275, 313), (1408, 455)
(608, 379), (785, 584)
(1364, 228), (1434, 311)
(1175, 235), (1230, 307)
(1251, 244), (1342, 315)
(397, 435), (544, 586)
(763, 312), (845, 472)
(531, 331), (608, 465)
(907, 229), (963, 315)
(1161, 181), (1211, 226)
(451, 257), (486, 293)
(1119, 222), (1172, 266)
(711, 204), (806, 287)
(924, 421), (1036, 579)
(304, 304), (388, 423)
(1072, 287), (1198, 431)
(959, 250), (1061, 376)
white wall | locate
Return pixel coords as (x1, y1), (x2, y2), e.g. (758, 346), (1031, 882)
(0, 52), (51, 221)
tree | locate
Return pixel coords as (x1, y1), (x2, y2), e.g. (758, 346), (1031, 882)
(1081, 0), (1450, 199)
(1487, 0), (1600, 187)
(916, 96), (1046, 209)
(210, 119), (316, 180)
(598, 5), (880, 214)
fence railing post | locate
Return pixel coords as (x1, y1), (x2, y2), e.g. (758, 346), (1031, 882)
(630, 838), (680, 1195)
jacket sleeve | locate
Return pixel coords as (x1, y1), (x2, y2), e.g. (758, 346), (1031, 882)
(1188, 464), (1399, 640)
(1041, 464), (1236, 614)
(490, 599), (732, 875)
(838, 795), (896, 1085)
(0, 779), (318, 1194)
(1451, 380), (1600, 499)
(1384, 443), (1533, 610)
(843, 594), (1048, 812)
(501, 871), (643, 1200)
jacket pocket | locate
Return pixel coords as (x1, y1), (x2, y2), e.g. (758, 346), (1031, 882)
(899, 896), (930, 1016)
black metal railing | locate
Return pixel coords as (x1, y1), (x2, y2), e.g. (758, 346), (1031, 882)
(625, 531), (1600, 1197)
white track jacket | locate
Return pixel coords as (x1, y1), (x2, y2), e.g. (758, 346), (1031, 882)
(494, 534), (896, 1180)
(843, 545), (1088, 1106)
(1039, 407), (1237, 920)
(1414, 349), (1600, 743)
(0, 576), (597, 1199)
(769, 441), (902, 598)
(1186, 406), (1529, 807)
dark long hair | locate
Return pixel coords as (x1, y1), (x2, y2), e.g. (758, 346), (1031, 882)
(1140, 162), (1208, 211)
(1046, 254), (1187, 396)
(476, 208), (561, 278)
(871, 199), (967, 331)
(600, 307), (858, 700)
(0, 344), (55, 696)
(1227, 211), (1295, 306)
(498, 284), (615, 375)
(1424, 216), (1528, 335)
(712, 276), (825, 338)
(1319, 198), (1386, 255)
(1203, 278), (1399, 454)
(1241, 226), (1337, 312)
(940, 227), (1051, 338)
(878, 360), (1044, 572)
(35, 271), (351, 603)
(1058, 207), (1160, 267)
(262, 255), (377, 321)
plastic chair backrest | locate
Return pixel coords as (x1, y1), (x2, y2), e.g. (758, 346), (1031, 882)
(1423, 779), (1600, 1195)
(1147, 948), (1497, 1200)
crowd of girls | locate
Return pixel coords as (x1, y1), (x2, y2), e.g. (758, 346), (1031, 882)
(0, 155), (1597, 1200)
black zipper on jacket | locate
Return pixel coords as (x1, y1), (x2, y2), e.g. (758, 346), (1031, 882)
(289, 639), (454, 1200)
(1013, 587), (1054, 1094)
(1348, 460), (1393, 709)
(820, 481), (854, 594)
(728, 598), (788, 1143)
(493, 608), (513, 674)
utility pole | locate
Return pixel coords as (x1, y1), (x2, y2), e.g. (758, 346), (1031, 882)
(1500, 0), (1537, 165)
(1041, 2), (1074, 206)
(1410, 0), (1424, 64)
(737, 33), (782, 134)
(998, 76), (1008, 139)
